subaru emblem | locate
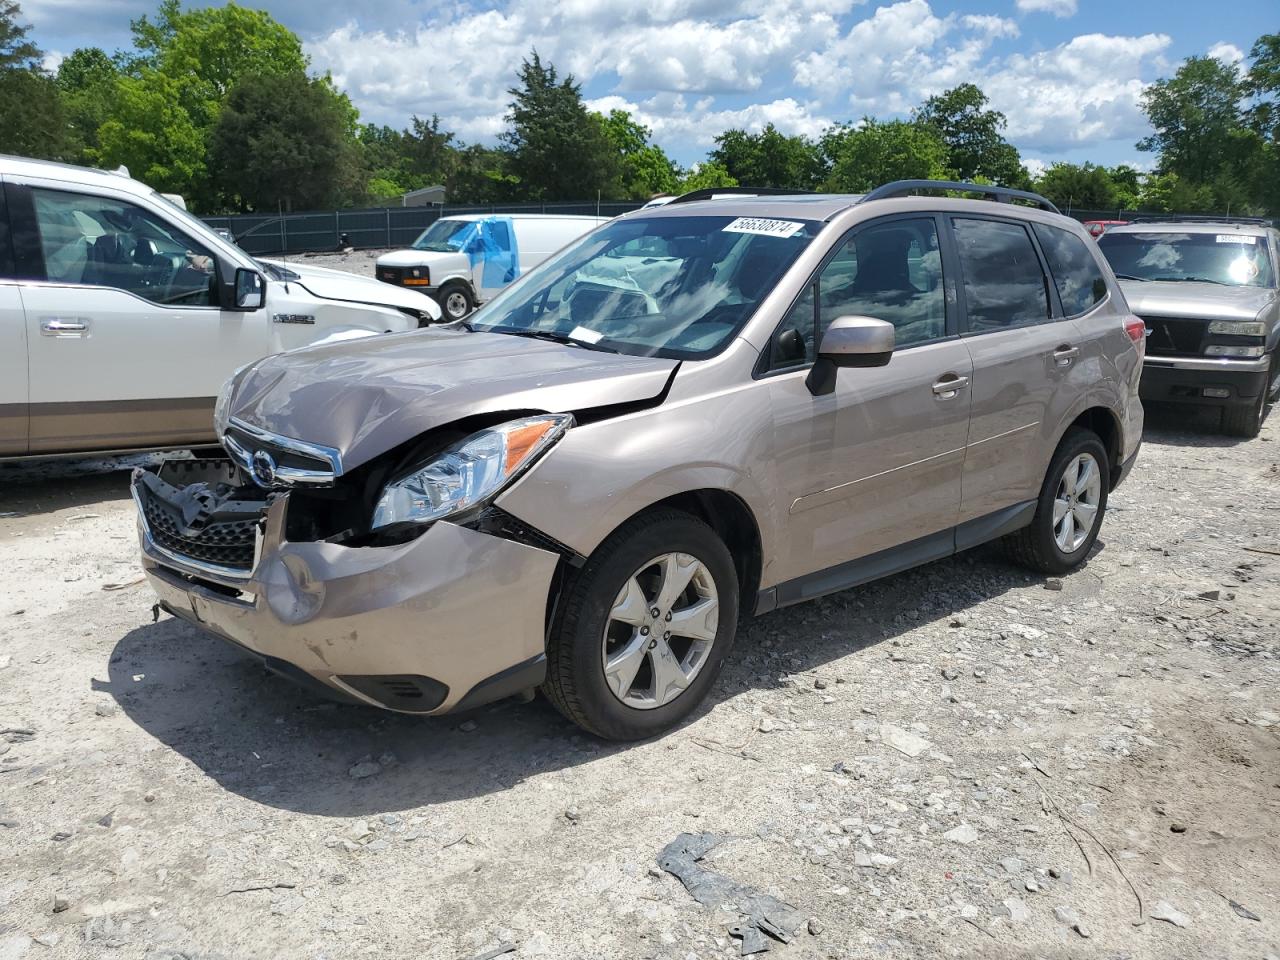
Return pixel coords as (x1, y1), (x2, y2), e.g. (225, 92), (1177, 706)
(251, 449), (278, 486)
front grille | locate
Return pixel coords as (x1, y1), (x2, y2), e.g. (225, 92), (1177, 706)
(1142, 316), (1206, 357)
(142, 494), (259, 570)
(223, 425), (334, 476)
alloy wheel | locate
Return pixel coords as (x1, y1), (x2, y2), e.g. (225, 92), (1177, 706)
(1053, 452), (1101, 553)
(601, 552), (719, 710)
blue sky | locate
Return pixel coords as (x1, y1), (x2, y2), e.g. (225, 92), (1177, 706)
(19, 0), (1278, 172)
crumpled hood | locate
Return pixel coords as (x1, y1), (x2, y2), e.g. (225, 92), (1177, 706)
(1120, 280), (1277, 322)
(230, 327), (679, 471)
(260, 258), (442, 320)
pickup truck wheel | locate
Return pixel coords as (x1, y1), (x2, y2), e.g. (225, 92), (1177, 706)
(543, 510), (738, 741)
(437, 283), (473, 321)
(1220, 389), (1265, 438)
(1005, 428), (1109, 576)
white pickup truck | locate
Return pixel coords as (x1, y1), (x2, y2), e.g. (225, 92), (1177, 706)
(376, 214), (609, 320)
(0, 155), (439, 458)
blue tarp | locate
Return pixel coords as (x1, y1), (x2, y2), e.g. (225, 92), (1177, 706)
(452, 216), (520, 289)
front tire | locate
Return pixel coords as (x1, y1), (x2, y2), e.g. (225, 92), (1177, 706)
(437, 282), (474, 321)
(1005, 428), (1109, 575)
(543, 510), (738, 741)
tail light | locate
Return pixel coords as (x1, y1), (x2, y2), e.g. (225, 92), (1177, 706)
(1123, 315), (1146, 358)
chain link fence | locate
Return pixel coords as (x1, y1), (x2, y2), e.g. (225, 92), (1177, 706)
(202, 201), (647, 256)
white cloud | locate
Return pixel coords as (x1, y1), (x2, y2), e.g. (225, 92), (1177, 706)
(1207, 42), (1245, 66)
(1014, 0), (1078, 17)
(1022, 157), (1049, 178)
(587, 93), (833, 149)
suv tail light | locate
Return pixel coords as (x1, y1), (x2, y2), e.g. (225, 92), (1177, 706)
(1123, 316), (1146, 358)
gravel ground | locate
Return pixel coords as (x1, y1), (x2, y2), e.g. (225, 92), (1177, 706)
(1, 389), (1278, 957)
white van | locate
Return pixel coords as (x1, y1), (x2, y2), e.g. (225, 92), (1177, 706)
(0, 155), (440, 458)
(376, 214), (610, 320)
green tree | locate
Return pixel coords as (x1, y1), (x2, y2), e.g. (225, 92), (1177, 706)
(55, 47), (120, 162)
(710, 123), (823, 188)
(915, 83), (1028, 186)
(1032, 162), (1118, 211)
(599, 109), (678, 198)
(0, 1), (66, 159)
(449, 143), (518, 203)
(1106, 164), (1141, 209)
(208, 70), (361, 211)
(502, 50), (619, 201)
(1138, 56), (1245, 185)
(675, 161), (738, 192)
(820, 119), (950, 191)
(97, 68), (204, 195)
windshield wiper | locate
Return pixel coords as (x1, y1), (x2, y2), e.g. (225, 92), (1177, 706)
(1151, 276), (1228, 285)
(445, 317), (475, 332)
(1112, 273), (1149, 281)
(487, 327), (619, 353)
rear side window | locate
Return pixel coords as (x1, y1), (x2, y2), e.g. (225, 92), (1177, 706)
(1033, 223), (1107, 316)
(952, 218), (1049, 332)
(0, 185), (11, 278)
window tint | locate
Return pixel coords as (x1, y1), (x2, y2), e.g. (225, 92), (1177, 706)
(953, 218), (1049, 332)
(770, 217), (945, 367)
(31, 189), (216, 307)
(1033, 223), (1107, 315)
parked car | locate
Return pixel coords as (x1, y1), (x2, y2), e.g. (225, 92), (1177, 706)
(1083, 219), (1127, 238)
(1096, 218), (1280, 437)
(133, 180), (1144, 740)
(0, 155), (441, 459)
(375, 214), (609, 321)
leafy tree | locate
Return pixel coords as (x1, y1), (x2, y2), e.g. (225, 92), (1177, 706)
(599, 109), (678, 199)
(1138, 56), (1245, 184)
(55, 47), (120, 162)
(1246, 33), (1280, 141)
(915, 83), (1028, 186)
(1032, 162), (1118, 211)
(1106, 164), (1141, 209)
(97, 69), (204, 195)
(821, 119), (949, 191)
(502, 50), (619, 201)
(675, 161), (738, 192)
(449, 143), (519, 203)
(405, 114), (457, 186)
(0, 0), (38, 68)
(710, 124), (823, 189)
(208, 70), (361, 211)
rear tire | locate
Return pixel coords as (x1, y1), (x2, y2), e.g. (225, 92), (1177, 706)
(1221, 353), (1272, 438)
(1005, 428), (1109, 575)
(543, 510), (738, 741)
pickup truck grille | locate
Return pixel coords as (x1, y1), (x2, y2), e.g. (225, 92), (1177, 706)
(1141, 316), (1205, 357)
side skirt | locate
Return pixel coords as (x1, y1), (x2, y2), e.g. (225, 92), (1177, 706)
(755, 500), (1036, 615)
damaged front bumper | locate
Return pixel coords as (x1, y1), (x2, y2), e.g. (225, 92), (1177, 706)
(132, 461), (560, 714)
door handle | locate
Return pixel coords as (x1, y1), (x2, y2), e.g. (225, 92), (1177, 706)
(1053, 344), (1080, 366)
(40, 318), (89, 336)
(932, 374), (970, 399)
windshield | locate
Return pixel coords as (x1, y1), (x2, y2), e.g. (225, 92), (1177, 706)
(469, 214), (821, 359)
(412, 219), (475, 253)
(1097, 231), (1275, 287)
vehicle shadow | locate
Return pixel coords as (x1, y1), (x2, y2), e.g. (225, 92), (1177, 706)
(101, 541), (1070, 817)
(1140, 403), (1264, 447)
(0, 453), (163, 516)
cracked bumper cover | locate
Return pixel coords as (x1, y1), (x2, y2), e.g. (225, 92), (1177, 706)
(137, 492), (560, 714)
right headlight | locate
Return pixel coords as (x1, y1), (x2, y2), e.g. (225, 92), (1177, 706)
(1207, 320), (1266, 336)
(371, 414), (573, 531)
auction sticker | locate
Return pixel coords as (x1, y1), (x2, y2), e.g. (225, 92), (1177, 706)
(723, 217), (805, 238)
(1216, 234), (1256, 244)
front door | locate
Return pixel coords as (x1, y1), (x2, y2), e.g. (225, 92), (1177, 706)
(765, 215), (973, 600)
(14, 183), (271, 454)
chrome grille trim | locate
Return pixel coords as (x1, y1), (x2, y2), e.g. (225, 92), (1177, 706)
(223, 417), (344, 488)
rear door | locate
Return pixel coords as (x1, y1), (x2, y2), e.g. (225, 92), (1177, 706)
(765, 214), (973, 596)
(949, 215), (1088, 524)
(10, 180), (272, 454)
(0, 181), (28, 455)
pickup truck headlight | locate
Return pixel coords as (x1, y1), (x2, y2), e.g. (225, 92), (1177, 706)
(371, 414), (573, 530)
(1205, 344), (1266, 358)
(1207, 320), (1266, 336)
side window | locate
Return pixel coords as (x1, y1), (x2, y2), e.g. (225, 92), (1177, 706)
(1032, 222), (1107, 316)
(0, 185), (11, 279)
(952, 218), (1049, 332)
(30, 188), (217, 307)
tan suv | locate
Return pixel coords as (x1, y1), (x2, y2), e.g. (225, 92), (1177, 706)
(132, 180), (1145, 740)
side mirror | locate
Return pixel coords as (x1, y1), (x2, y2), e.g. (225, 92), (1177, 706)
(233, 268), (265, 311)
(806, 315), (895, 396)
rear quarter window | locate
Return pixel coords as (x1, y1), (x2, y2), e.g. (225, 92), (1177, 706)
(1033, 223), (1108, 316)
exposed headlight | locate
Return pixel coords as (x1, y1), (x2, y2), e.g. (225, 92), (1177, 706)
(1207, 320), (1266, 336)
(371, 414), (573, 530)
(1205, 344), (1266, 358)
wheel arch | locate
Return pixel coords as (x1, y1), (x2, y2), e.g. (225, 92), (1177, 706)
(1058, 405), (1123, 490)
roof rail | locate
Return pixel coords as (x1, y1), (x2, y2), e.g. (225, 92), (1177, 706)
(861, 179), (1060, 214)
(1126, 214), (1274, 227)
(667, 186), (817, 205)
